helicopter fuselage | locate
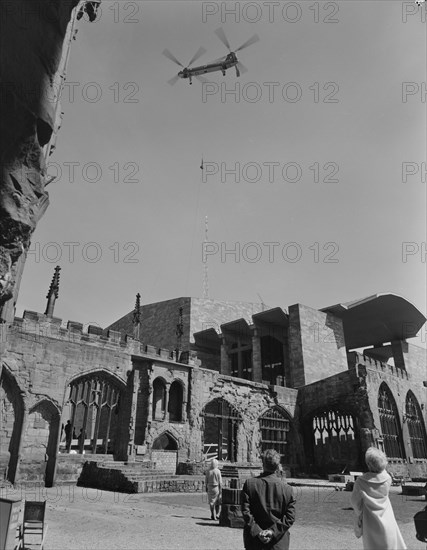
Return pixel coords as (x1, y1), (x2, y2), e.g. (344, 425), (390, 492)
(178, 53), (238, 81)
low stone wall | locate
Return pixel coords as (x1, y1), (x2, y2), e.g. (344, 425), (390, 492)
(135, 477), (205, 493)
(177, 462), (207, 475)
(77, 461), (135, 492)
(151, 450), (177, 475)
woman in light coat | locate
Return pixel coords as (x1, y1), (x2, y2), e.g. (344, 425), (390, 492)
(351, 447), (407, 550)
(205, 458), (222, 520)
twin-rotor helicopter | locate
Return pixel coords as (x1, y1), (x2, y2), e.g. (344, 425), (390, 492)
(163, 28), (259, 85)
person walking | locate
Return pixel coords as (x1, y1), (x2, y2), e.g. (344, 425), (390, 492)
(205, 458), (222, 520)
(351, 446), (407, 550)
(241, 449), (296, 550)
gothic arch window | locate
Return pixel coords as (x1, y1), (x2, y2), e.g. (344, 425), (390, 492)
(152, 378), (166, 420)
(67, 373), (121, 455)
(405, 391), (427, 459)
(0, 368), (24, 483)
(378, 383), (405, 459)
(259, 406), (290, 458)
(152, 431), (178, 450)
(310, 409), (359, 472)
(202, 398), (241, 462)
(168, 381), (183, 422)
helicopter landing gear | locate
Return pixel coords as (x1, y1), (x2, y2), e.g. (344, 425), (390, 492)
(235, 66), (240, 77)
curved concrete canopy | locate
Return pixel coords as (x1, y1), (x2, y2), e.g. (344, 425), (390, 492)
(320, 293), (426, 349)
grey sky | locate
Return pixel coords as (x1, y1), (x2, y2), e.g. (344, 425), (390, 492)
(17, 1), (426, 346)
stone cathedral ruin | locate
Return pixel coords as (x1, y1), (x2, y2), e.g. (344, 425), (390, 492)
(1, 291), (426, 488)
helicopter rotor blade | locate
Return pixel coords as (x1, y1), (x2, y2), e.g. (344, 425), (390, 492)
(235, 34), (260, 52)
(236, 61), (248, 75)
(187, 46), (207, 67)
(162, 48), (184, 67)
(214, 27), (231, 51)
(167, 74), (181, 86)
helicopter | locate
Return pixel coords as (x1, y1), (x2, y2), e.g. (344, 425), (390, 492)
(163, 28), (259, 85)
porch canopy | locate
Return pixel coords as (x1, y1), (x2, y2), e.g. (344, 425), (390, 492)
(321, 293), (426, 350)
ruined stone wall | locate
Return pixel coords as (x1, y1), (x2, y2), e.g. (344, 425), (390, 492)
(288, 304), (347, 388)
(297, 367), (367, 473)
(2, 311), (134, 484)
(136, 361), (192, 464)
(402, 342), (427, 388)
(354, 353), (427, 478)
(187, 367), (298, 467)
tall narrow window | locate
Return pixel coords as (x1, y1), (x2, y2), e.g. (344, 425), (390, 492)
(67, 374), (121, 455)
(406, 392), (427, 459)
(202, 398), (241, 462)
(378, 384), (404, 459)
(152, 378), (166, 420)
(168, 381), (183, 422)
(259, 407), (290, 458)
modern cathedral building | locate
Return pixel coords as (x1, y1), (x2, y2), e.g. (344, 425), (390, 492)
(1, 288), (426, 487)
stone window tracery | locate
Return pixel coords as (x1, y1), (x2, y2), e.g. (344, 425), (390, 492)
(378, 384), (405, 459)
(405, 391), (427, 459)
(259, 406), (290, 458)
(202, 398), (241, 462)
(67, 374), (121, 455)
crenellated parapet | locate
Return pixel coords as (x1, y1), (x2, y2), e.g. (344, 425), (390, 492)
(348, 351), (410, 380)
(10, 310), (199, 366)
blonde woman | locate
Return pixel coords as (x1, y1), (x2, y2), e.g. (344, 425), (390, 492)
(205, 458), (222, 520)
(351, 447), (407, 550)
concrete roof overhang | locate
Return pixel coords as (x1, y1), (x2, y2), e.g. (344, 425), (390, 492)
(320, 293), (426, 349)
(221, 318), (252, 338)
(252, 307), (289, 327)
(193, 328), (221, 349)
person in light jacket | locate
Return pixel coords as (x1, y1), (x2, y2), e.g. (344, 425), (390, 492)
(351, 447), (407, 550)
(205, 458), (222, 520)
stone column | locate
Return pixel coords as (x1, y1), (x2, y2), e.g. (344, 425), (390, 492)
(220, 337), (230, 375)
(164, 382), (171, 422)
(127, 369), (140, 461)
(251, 328), (262, 383)
(391, 340), (407, 370)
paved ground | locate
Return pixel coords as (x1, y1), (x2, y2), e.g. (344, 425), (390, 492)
(3, 484), (426, 550)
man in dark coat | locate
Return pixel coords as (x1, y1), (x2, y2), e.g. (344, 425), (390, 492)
(241, 449), (296, 550)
